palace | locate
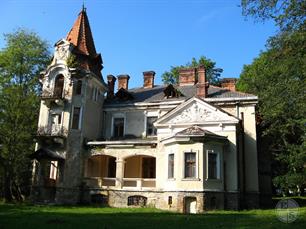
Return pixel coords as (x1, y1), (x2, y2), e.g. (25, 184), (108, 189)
(31, 8), (268, 213)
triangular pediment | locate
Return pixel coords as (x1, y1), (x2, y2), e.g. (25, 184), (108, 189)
(155, 97), (239, 126)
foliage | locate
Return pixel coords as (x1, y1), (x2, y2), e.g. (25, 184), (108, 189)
(66, 53), (79, 68)
(237, 24), (306, 193)
(0, 204), (305, 228)
(241, 0), (306, 32)
(0, 29), (50, 202)
(161, 56), (223, 85)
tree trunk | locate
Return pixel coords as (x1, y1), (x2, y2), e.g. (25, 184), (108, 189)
(4, 167), (13, 202)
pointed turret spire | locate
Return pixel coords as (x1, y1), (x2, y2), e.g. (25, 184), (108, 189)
(66, 8), (96, 56)
(66, 7), (103, 79)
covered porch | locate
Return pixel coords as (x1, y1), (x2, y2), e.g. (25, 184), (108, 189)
(84, 154), (156, 190)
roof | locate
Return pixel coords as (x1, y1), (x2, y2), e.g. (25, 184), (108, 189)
(66, 8), (97, 57)
(175, 126), (227, 139)
(105, 84), (257, 105)
(66, 8), (103, 79)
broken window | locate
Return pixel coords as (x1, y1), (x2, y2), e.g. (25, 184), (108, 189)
(146, 116), (157, 136)
(127, 195), (147, 206)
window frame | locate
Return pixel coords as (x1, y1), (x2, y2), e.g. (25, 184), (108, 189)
(206, 149), (221, 180)
(71, 106), (82, 130)
(111, 113), (126, 138)
(146, 116), (158, 137)
(168, 153), (175, 179)
(183, 151), (197, 179)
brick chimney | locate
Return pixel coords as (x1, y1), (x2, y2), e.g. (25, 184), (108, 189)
(107, 75), (116, 98)
(179, 67), (197, 86)
(221, 78), (237, 91)
(143, 71), (155, 88)
(117, 74), (130, 90)
(196, 66), (209, 97)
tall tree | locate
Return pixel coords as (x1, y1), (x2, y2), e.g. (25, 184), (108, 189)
(161, 56), (223, 85)
(0, 29), (50, 202)
(238, 0), (306, 195)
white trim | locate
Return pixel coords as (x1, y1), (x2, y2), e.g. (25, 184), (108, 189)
(183, 150), (198, 179)
(167, 153), (175, 179)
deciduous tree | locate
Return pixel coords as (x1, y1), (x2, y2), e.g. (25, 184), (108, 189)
(0, 29), (50, 202)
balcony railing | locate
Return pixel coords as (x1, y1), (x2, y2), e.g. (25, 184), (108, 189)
(122, 178), (156, 189)
(40, 88), (69, 103)
(37, 125), (68, 138)
(84, 177), (156, 189)
(84, 177), (116, 188)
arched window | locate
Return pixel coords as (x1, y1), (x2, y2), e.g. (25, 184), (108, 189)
(54, 75), (64, 97)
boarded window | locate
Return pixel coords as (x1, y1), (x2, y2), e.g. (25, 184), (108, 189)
(113, 118), (124, 137)
(208, 152), (218, 179)
(146, 116), (157, 136)
(127, 195), (147, 206)
(168, 154), (174, 178)
(184, 152), (196, 178)
(72, 107), (81, 129)
(142, 157), (156, 178)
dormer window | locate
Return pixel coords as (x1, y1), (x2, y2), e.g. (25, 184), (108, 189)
(54, 74), (64, 98)
(163, 84), (182, 98)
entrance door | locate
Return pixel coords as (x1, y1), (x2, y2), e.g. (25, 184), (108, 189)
(184, 197), (197, 214)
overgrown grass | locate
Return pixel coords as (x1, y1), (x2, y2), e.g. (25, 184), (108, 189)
(0, 204), (305, 229)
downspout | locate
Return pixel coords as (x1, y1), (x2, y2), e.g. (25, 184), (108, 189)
(241, 112), (246, 208)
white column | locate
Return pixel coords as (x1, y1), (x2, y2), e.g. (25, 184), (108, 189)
(115, 158), (125, 188)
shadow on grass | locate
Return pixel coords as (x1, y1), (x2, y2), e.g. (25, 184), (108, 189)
(0, 204), (305, 229)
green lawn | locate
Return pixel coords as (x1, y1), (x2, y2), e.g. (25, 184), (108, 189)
(0, 204), (305, 229)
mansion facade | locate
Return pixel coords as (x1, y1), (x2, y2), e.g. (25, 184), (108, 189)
(30, 8), (268, 213)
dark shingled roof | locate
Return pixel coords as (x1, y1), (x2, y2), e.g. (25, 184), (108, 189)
(105, 84), (256, 105)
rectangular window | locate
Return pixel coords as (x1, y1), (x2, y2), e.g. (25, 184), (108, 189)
(75, 80), (82, 95)
(72, 107), (81, 129)
(51, 113), (61, 125)
(49, 161), (58, 180)
(208, 151), (218, 179)
(146, 116), (157, 136)
(113, 118), (124, 137)
(184, 152), (196, 178)
(142, 157), (156, 178)
(168, 154), (174, 178)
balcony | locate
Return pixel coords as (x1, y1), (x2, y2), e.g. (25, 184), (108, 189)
(37, 125), (68, 138)
(40, 88), (68, 106)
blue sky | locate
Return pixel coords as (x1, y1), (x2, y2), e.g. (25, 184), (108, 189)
(1, 0), (277, 88)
